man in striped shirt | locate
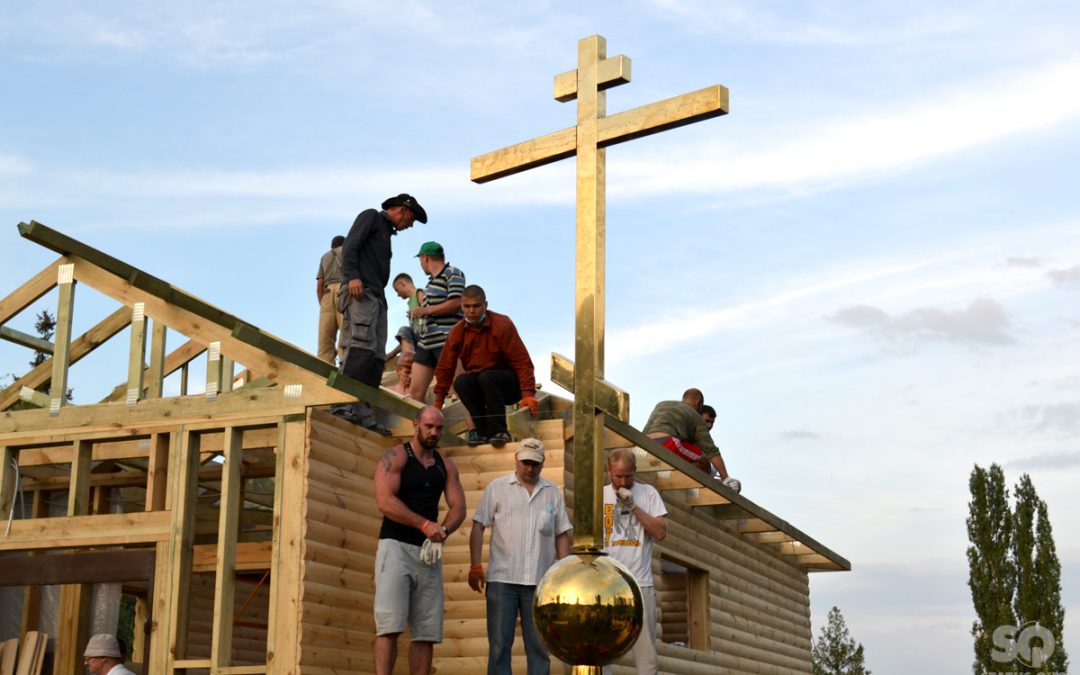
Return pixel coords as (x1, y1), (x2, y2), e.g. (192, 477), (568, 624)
(468, 438), (571, 675)
(408, 241), (465, 401)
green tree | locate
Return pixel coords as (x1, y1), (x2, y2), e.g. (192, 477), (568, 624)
(811, 606), (871, 675)
(1012, 474), (1068, 673)
(967, 463), (1016, 674)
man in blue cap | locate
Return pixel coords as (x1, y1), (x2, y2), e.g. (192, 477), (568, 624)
(333, 193), (427, 433)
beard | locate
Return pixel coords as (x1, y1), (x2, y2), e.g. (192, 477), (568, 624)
(417, 432), (439, 451)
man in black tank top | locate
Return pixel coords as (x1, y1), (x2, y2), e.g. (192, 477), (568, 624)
(373, 406), (466, 675)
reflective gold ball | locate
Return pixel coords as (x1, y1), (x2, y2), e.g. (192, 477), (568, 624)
(532, 552), (643, 666)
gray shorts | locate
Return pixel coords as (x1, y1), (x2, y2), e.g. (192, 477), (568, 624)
(374, 539), (445, 641)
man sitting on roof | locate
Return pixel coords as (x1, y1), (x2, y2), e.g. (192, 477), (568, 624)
(643, 388), (741, 493)
(432, 285), (538, 448)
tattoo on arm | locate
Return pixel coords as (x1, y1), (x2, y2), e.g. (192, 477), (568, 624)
(380, 447), (398, 472)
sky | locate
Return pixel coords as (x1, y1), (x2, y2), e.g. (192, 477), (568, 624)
(2, 1), (1079, 671)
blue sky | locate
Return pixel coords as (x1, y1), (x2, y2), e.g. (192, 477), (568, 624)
(2, 2), (1079, 671)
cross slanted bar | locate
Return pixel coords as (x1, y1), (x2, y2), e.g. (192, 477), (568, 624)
(471, 34), (729, 551)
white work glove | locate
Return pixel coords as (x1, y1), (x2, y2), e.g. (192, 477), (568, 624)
(721, 476), (742, 494)
(616, 487), (635, 510)
(419, 539), (443, 566)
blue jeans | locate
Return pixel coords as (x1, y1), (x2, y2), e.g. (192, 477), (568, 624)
(486, 582), (550, 675)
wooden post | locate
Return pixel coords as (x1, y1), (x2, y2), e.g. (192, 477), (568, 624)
(19, 490), (48, 638)
(0, 446), (16, 531)
(266, 418), (305, 674)
(126, 302), (148, 406)
(221, 357), (235, 394)
(146, 319), (167, 399)
(145, 432), (171, 512)
(164, 428), (201, 670)
(207, 341), (222, 401)
(211, 427), (243, 670)
(55, 439), (95, 675)
(49, 263), (76, 415)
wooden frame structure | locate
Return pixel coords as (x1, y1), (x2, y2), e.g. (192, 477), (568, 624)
(1, 223), (848, 674)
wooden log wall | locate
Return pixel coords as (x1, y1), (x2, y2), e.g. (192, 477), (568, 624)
(564, 439), (814, 675)
(183, 572), (270, 666)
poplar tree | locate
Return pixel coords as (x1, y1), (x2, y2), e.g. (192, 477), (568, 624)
(967, 463), (1016, 674)
(1012, 474), (1068, 673)
(811, 606), (871, 675)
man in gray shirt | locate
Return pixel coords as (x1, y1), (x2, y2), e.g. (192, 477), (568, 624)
(333, 193), (427, 433)
(316, 234), (345, 365)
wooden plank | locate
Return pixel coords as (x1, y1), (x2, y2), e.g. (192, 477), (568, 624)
(67, 439), (92, 516)
(553, 54), (632, 102)
(0, 258), (61, 325)
(145, 432), (170, 511)
(0, 549), (155, 586)
(18, 491), (48, 637)
(0, 638), (18, 675)
(146, 319), (167, 399)
(0, 511), (171, 551)
(211, 427), (243, 670)
(47, 263), (75, 416)
(0, 446), (17, 527)
(206, 341), (222, 401)
(14, 631), (40, 675)
(0, 306), (130, 411)
(126, 302), (148, 406)
(267, 419), (303, 673)
(221, 356), (235, 394)
(192, 541), (273, 574)
(0, 326), (53, 354)
(1, 385), (327, 436)
(165, 428), (200, 669)
(597, 85), (728, 148)
(56, 583), (90, 674)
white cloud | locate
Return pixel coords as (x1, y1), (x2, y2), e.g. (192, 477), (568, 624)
(828, 298), (1014, 346)
(609, 57), (1080, 198)
(1048, 264), (1080, 286)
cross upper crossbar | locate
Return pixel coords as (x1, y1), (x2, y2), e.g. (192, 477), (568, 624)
(470, 85), (728, 183)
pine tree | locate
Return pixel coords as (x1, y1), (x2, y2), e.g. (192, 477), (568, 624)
(967, 463), (1016, 674)
(811, 606), (871, 675)
(1012, 474), (1068, 673)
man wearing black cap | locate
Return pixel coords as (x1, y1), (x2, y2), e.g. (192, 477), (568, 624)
(333, 193), (427, 432)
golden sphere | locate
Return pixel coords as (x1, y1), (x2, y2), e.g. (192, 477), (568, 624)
(532, 552), (643, 666)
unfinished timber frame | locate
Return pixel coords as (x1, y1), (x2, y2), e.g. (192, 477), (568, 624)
(1, 222), (848, 675)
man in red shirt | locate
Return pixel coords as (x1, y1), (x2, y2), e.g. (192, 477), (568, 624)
(432, 285), (538, 447)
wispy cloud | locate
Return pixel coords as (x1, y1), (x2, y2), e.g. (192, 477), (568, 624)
(1018, 402), (1080, 436)
(1006, 256), (1044, 268)
(780, 430), (822, 441)
(646, 0), (975, 46)
(1008, 451), (1080, 470)
(610, 57), (1080, 199)
(1047, 264), (1080, 286)
(827, 298), (1014, 346)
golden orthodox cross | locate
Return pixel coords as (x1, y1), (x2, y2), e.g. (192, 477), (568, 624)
(471, 34), (728, 550)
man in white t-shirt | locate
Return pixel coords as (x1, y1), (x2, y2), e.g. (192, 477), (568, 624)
(602, 447), (668, 675)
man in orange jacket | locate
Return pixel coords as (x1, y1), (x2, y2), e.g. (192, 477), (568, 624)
(433, 285), (538, 447)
